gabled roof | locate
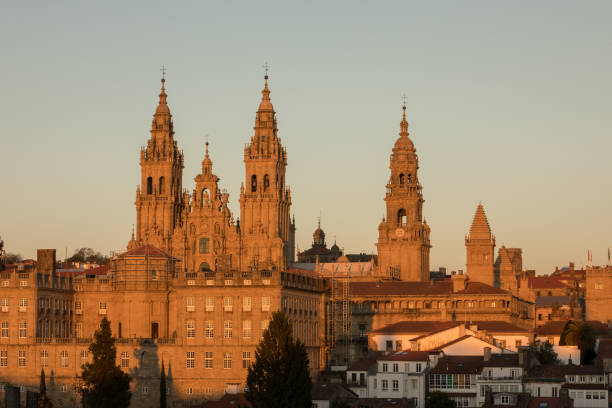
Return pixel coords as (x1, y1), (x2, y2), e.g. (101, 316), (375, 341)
(430, 355), (484, 374)
(470, 321), (529, 333)
(377, 351), (431, 362)
(483, 353), (520, 367)
(535, 320), (610, 336)
(311, 382), (357, 401)
(535, 296), (572, 308)
(529, 277), (569, 290)
(370, 321), (458, 335)
(347, 356), (379, 372)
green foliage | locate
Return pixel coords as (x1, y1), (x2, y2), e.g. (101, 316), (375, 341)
(160, 360), (167, 408)
(427, 391), (455, 408)
(560, 320), (596, 364)
(81, 317), (131, 408)
(530, 341), (560, 365)
(38, 369), (54, 408)
(246, 311), (312, 408)
(68, 248), (108, 264)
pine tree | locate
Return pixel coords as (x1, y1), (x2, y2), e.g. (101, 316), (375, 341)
(160, 360), (167, 408)
(38, 369), (53, 408)
(246, 311), (311, 408)
(81, 317), (132, 408)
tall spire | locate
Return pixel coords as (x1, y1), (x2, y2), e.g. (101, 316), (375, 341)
(469, 203), (493, 240)
(400, 96), (409, 137)
(258, 70), (273, 112)
(155, 77), (170, 115)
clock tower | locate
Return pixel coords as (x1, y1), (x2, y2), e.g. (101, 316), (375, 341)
(376, 104), (431, 281)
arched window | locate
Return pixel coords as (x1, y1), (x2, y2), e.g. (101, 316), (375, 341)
(159, 176), (165, 194)
(398, 209), (407, 226)
(146, 177), (153, 195)
(251, 175), (257, 192)
(399, 173), (405, 185)
(263, 174), (270, 192)
(201, 188), (209, 204)
(199, 262), (211, 272)
(406, 174), (412, 183)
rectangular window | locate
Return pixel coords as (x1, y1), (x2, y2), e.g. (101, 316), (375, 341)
(243, 320), (252, 338)
(121, 352), (129, 368)
(76, 322), (83, 338)
(40, 350), (49, 367)
(262, 296), (271, 311)
(416, 363), (422, 372)
(60, 350), (68, 368)
(224, 320), (233, 338)
(142, 386), (149, 394)
(19, 298), (27, 312)
(393, 380), (399, 392)
(242, 351), (251, 369)
(186, 320), (196, 338)
(382, 380), (388, 391)
(382, 363), (388, 372)
(205, 351), (213, 368)
(20, 280), (28, 287)
(199, 238), (210, 254)
(18, 350), (26, 367)
(0, 350), (7, 367)
(224, 297), (233, 312)
(206, 296), (214, 311)
(224, 352), (232, 369)
(205, 320), (214, 339)
(80, 350), (88, 365)
(393, 363), (399, 373)
(0, 321), (7, 338)
(186, 351), (195, 369)
(19, 320), (27, 338)
(243, 297), (252, 311)
(261, 319), (269, 336)
(186, 297), (195, 312)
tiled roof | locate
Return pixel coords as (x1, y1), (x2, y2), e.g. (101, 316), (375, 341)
(596, 339), (612, 362)
(483, 353), (520, 367)
(471, 321), (529, 333)
(529, 277), (569, 289)
(526, 365), (567, 380)
(116, 245), (172, 258)
(349, 280), (506, 296)
(370, 321), (458, 335)
(535, 320), (610, 336)
(535, 296), (572, 308)
(311, 382), (357, 401)
(378, 351), (431, 362)
(430, 355), (484, 374)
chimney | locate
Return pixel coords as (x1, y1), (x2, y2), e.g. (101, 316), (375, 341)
(484, 347), (491, 361)
(569, 262), (575, 271)
(452, 271), (467, 293)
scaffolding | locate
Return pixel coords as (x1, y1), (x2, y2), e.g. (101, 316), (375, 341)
(327, 264), (352, 367)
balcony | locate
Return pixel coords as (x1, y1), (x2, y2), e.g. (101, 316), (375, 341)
(18, 306), (26, 313)
(186, 305), (195, 312)
(98, 309), (107, 315)
(1, 306), (8, 313)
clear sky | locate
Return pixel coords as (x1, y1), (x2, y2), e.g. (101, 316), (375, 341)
(1, 1), (611, 274)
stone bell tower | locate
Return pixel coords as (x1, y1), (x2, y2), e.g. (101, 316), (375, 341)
(376, 104), (431, 281)
(133, 76), (184, 252)
(465, 203), (496, 286)
(239, 73), (295, 271)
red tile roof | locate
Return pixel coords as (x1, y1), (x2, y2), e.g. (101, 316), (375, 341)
(348, 356), (378, 372)
(370, 321), (459, 335)
(529, 277), (569, 289)
(456, 281), (508, 294)
(430, 355), (484, 374)
(470, 321), (529, 333)
(378, 351), (431, 362)
(115, 245), (173, 258)
(483, 353), (520, 367)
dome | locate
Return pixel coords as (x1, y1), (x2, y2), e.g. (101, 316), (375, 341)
(313, 226), (325, 246)
(393, 135), (414, 151)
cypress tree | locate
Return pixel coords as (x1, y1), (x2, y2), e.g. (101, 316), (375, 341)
(81, 317), (132, 408)
(160, 360), (167, 408)
(38, 368), (54, 408)
(246, 311), (311, 408)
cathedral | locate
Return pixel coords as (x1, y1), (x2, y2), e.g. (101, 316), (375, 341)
(130, 73), (296, 274)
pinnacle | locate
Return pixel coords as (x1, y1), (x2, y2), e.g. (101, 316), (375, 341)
(469, 203), (492, 240)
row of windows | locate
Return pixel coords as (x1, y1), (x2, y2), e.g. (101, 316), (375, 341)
(184, 351), (251, 369)
(381, 362), (423, 373)
(0, 321), (27, 338)
(187, 319), (269, 339)
(566, 375), (604, 383)
(1, 280), (29, 287)
(185, 296), (271, 312)
(363, 299), (509, 311)
(429, 374), (473, 389)
(0, 350), (89, 368)
(569, 391), (607, 400)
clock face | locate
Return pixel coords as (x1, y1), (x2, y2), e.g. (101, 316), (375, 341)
(395, 228), (405, 237)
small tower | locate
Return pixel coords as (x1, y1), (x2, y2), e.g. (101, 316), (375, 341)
(376, 103), (431, 281)
(134, 76), (184, 251)
(239, 72), (294, 271)
(465, 203), (496, 286)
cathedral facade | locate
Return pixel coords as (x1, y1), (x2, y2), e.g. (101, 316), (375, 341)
(132, 74), (295, 275)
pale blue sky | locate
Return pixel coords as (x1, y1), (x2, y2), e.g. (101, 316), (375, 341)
(1, 1), (611, 273)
